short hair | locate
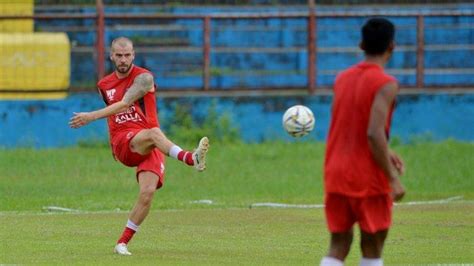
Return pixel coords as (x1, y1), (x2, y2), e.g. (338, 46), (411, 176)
(111, 37), (133, 51)
(361, 18), (395, 56)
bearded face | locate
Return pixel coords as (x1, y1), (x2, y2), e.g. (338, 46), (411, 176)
(110, 43), (135, 74)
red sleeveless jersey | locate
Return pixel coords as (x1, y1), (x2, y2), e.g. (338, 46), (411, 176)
(324, 61), (397, 197)
(97, 65), (159, 142)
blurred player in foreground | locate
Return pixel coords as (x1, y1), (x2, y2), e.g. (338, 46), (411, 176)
(69, 37), (209, 256)
(321, 18), (406, 266)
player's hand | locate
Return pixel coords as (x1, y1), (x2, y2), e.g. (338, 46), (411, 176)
(389, 150), (405, 176)
(69, 112), (94, 128)
(390, 177), (405, 202)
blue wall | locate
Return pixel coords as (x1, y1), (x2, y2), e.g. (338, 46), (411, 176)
(1, 93), (472, 148)
(35, 4), (474, 89)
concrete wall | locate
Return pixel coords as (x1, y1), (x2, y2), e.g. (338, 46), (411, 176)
(1, 92), (472, 148)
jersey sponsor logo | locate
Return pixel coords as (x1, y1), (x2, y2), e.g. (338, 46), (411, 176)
(114, 106), (142, 124)
(160, 162), (165, 174)
(106, 89), (116, 101)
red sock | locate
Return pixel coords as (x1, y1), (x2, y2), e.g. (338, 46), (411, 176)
(177, 150), (194, 166)
(117, 227), (136, 244)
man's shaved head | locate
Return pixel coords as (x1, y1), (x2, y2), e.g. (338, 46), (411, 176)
(111, 37), (134, 52)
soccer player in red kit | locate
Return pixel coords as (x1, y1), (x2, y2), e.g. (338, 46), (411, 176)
(69, 37), (209, 256)
(320, 18), (406, 266)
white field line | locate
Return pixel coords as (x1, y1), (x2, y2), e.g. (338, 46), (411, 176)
(42, 206), (80, 212)
(0, 196), (470, 216)
(394, 196), (464, 206)
(190, 199), (214, 205)
(250, 203), (325, 209)
(249, 196), (466, 209)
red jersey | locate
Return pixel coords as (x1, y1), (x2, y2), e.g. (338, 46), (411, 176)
(324, 61), (397, 197)
(97, 65), (159, 142)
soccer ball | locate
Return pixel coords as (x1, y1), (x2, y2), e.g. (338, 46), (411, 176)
(282, 105), (315, 137)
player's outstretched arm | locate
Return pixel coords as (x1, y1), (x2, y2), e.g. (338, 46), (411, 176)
(69, 73), (154, 129)
(69, 101), (129, 128)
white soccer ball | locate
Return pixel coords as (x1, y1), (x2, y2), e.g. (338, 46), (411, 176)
(282, 105), (315, 137)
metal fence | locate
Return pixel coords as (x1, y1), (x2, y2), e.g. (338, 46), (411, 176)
(1, 1), (474, 96)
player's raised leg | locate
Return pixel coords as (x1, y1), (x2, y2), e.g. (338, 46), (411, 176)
(115, 171), (159, 256)
(130, 128), (174, 155)
(130, 127), (209, 171)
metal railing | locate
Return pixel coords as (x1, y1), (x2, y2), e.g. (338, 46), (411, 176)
(1, 1), (474, 95)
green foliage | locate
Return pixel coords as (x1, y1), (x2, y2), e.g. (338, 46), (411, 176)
(76, 138), (109, 148)
(408, 132), (435, 144)
(389, 135), (402, 147)
(167, 100), (241, 146)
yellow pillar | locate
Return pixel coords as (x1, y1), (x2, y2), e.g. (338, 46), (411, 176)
(0, 0), (34, 33)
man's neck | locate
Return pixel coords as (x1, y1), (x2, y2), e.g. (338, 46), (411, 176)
(364, 55), (388, 68)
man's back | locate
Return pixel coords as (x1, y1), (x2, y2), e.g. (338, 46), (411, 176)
(320, 18), (405, 265)
(324, 61), (396, 197)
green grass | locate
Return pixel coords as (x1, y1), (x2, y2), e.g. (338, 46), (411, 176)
(0, 140), (472, 212)
(1, 204), (473, 264)
(0, 140), (473, 264)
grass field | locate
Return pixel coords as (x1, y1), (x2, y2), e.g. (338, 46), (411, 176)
(1, 140), (473, 264)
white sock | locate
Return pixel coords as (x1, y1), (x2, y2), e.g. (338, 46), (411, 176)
(360, 257), (383, 266)
(126, 219), (139, 232)
(320, 256), (344, 266)
(169, 145), (182, 159)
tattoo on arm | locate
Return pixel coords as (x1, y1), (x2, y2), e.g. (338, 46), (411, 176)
(122, 73), (154, 105)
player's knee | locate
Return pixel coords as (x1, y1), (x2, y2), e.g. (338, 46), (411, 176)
(329, 232), (353, 259)
(149, 128), (166, 143)
(360, 235), (383, 257)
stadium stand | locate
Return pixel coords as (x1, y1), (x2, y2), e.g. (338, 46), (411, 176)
(29, 3), (474, 91)
(0, 0), (70, 99)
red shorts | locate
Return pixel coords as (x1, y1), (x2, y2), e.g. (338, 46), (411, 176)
(324, 193), (392, 234)
(111, 129), (166, 189)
